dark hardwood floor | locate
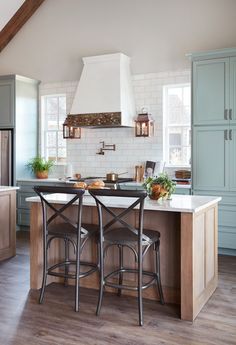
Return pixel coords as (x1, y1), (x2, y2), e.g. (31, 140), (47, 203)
(0, 231), (235, 345)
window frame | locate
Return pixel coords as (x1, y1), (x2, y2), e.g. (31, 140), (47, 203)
(163, 83), (191, 168)
(41, 94), (67, 165)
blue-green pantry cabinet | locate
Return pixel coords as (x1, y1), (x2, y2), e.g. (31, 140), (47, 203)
(0, 78), (15, 127)
(190, 48), (236, 253)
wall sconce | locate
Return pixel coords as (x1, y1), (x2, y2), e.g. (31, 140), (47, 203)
(135, 111), (154, 137)
(63, 122), (81, 139)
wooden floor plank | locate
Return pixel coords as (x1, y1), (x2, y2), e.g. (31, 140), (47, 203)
(0, 231), (235, 345)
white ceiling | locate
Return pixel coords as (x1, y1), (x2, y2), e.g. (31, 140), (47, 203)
(0, 0), (25, 31)
(0, 0), (236, 83)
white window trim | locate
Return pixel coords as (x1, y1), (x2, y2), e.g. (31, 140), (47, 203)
(163, 83), (191, 168)
(41, 94), (67, 165)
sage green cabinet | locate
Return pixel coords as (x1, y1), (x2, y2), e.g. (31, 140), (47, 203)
(229, 58), (236, 125)
(0, 75), (39, 185)
(0, 78), (15, 127)
(193, 58), (229, 125)
(193, 126), (228, 191)
(190, 48), (236, 252)
(229, 126), (236, 191)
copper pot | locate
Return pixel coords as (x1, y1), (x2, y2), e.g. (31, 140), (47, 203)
(106, 172), (128, 182)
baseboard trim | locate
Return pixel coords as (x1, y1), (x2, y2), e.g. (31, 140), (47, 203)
(218, 247), (236, 256)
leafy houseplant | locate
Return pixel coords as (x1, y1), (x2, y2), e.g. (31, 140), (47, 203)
(26, 156), (55, 179)
(143, 173), (176, 200)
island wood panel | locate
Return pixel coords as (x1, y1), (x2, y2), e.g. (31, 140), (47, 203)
(181, 205), (218, 321)
(0, 191), (16, 261)
(29, 201), (218, 321)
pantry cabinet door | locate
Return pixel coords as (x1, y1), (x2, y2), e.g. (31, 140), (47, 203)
(230, 57), (236, 125)
(229, 126), (236, 191)
(193, 126), (229, 191)
(193, 59), (229, 125)
(0, 78), (15, 128)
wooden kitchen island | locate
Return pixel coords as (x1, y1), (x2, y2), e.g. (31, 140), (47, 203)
(27, 193), (221, 322)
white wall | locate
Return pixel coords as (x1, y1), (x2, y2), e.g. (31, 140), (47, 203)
(39, 69), (190, 178)
(0, 0), (236, 82)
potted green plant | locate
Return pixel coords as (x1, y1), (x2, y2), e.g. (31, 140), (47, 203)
(143, 173), (176, 200)
(26, 156), (55, 179)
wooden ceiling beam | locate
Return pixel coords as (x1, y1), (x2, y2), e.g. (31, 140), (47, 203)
(0, 0), (45, 53)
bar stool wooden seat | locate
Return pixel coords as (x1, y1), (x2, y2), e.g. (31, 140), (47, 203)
(34, 185), (98, 311)
(89, 188), (164, 326)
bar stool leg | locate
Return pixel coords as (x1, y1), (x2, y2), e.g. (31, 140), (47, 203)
(64, 238), (69, 287)
(117, 245), (123, 296)
(39, 236), (48, 304)
(75, 232), (81, 312)
(155, 241), (165, 305)
(138, 243), (143, 326)
(96, 240), (104, 316)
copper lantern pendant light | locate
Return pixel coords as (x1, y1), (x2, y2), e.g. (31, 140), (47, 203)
(135, 109), (154, 137)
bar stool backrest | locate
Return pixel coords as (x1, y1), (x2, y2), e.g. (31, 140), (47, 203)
(89, 189), (148, 240)
(34, 186), (85, 232)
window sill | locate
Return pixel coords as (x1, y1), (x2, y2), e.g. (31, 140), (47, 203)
(164, 165), (191, 170)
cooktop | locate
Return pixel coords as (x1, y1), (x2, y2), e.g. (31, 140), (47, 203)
(69, 177), (133, 184)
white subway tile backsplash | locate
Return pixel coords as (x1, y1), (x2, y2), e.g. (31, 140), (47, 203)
(40, 70), (190, 178)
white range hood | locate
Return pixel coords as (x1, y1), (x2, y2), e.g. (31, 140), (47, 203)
(67, 53), (135, 128)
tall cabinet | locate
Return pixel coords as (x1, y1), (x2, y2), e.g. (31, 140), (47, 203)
(190, 48), (236, 253)
(0, 75), (39, 185)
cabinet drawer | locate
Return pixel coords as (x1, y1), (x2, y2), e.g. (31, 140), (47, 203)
(193, 190), (236, 206)
(219, 205), (236, 228)
(17, 209), (30, 226)
(174, 188), (191, 195)
(17, 185), (35, 193)
(219, 230), (236, 249)
(17, 192), (35, 209)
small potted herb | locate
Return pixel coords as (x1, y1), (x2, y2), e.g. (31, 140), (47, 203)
(143, 173), (176, 200)
(26, 156), (55, 179)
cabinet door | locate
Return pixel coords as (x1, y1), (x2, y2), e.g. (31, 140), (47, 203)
(0, 78), (15, 127)
(193, 59), (229, 125)
(0, 191), (16, 261)
(193, 126), (229, 191)
(230, 57), (236, 125)
(229, 126), (236, 191)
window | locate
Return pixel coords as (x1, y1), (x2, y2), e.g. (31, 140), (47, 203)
(163, 84), (191, 166)
(41, 95), (67, 164)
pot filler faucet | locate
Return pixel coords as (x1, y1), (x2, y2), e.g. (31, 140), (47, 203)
(96, 141), (116, 155)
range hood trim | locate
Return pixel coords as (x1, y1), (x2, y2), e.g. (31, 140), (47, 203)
(65, 111), (133, 128)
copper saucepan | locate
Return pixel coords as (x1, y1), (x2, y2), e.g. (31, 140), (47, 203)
(106, 172), (128, 182)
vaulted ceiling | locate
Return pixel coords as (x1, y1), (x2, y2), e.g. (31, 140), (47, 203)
(0, 0), (45, 52)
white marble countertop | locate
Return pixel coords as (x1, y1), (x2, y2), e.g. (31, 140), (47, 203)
(0, 186), (19, 192)
(17, 178), (191, 189)
(26, 193), (221, 214)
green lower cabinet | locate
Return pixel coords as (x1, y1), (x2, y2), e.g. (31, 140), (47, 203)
(16, 180), (65, 227)
(193, 190), (236, 252)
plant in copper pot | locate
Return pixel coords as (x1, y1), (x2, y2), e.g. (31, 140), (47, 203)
(143, 173), (176, 200)
(26, 156), (55, 179)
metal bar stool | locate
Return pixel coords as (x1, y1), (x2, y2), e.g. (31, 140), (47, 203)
(89, 189), (164, 326)
(34, 185), (98, 311)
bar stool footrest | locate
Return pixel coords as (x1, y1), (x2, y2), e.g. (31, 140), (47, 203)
(104, 267), (157, 291)
(48, 260), (97, 279)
